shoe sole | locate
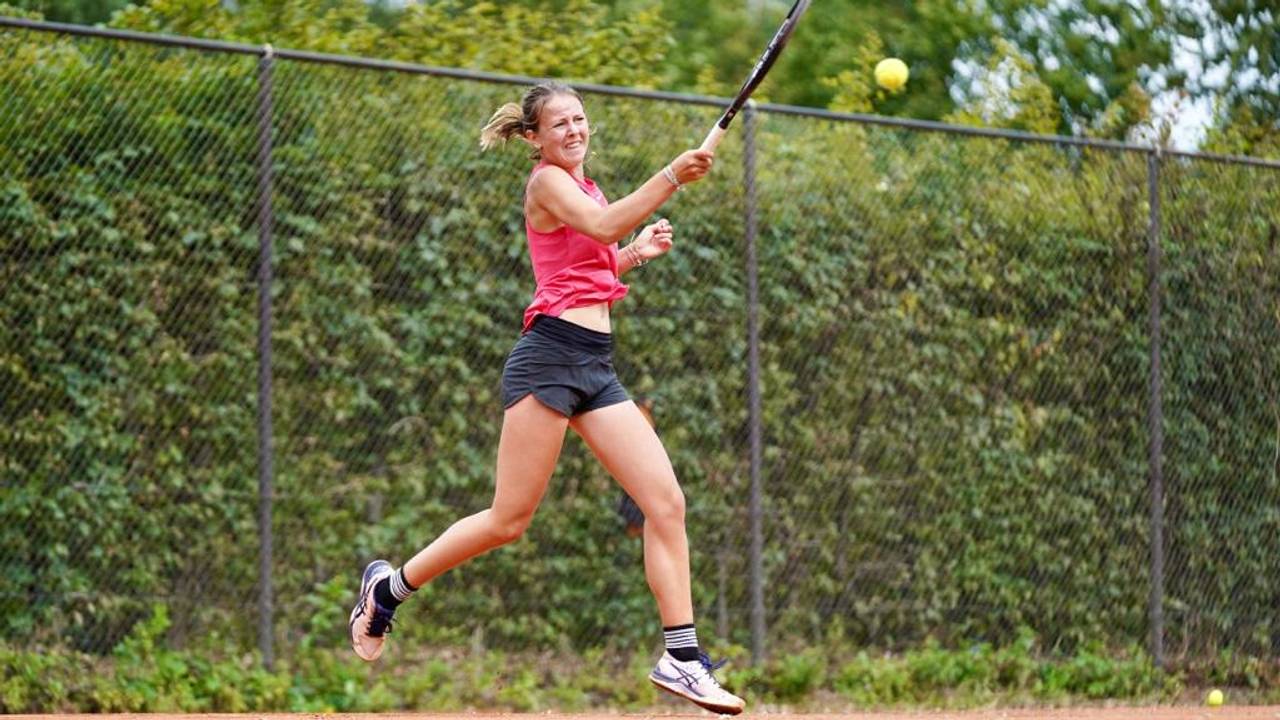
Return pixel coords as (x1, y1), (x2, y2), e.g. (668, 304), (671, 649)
(649, 676), (745, 715)
(349, 560), (392, 661)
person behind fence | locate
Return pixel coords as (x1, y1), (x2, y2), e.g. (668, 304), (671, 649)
(346, 81), (743, 715)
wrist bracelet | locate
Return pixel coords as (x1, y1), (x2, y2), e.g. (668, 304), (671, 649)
(662, 164), (682, 190)
(628, 244), (646, 267)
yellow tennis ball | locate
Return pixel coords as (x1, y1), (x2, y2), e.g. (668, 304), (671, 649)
(1207, 689), (1224, 707)
(875, 57), (909, 91)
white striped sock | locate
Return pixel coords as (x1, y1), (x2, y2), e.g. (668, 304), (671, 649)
(389, 568), (416, 602)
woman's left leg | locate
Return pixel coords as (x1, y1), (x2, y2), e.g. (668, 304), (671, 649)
(571, 399), (745, 715)
(570, 400), (691, 625)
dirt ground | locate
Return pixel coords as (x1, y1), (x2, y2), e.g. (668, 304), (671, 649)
(8, 710), (1280, 720)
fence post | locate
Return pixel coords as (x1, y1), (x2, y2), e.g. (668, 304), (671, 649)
(1146, 148), (1165, 669)
(255, 44), (277, 671)
(742, 101), (767, 665)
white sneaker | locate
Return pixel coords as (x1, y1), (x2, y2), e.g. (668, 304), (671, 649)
(348, 559), (396, 661)
(649, 650), (746, 715)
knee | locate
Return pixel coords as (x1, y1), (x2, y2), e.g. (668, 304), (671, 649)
(644, 485), (686, 528)
(488, 509), (533, 545)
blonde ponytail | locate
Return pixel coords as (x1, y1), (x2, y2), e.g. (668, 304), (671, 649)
(478, 82), (584, 159)
(480, 102), (525, 151)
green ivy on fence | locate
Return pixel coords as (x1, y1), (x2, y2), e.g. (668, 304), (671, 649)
(1, 23), (1278, 669)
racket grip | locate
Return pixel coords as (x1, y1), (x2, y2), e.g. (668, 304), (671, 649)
(700, 124), (726, 152)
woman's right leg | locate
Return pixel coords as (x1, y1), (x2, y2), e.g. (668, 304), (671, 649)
(350, 395), (568, 660)
(402, 394), (570, 585)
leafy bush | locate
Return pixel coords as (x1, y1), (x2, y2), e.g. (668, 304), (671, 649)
(832, 632), (1181, 708)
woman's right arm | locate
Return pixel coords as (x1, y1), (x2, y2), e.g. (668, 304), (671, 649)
(528, 149), (714, 245)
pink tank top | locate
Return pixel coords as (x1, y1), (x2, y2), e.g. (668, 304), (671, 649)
(522, 162), (629, 332)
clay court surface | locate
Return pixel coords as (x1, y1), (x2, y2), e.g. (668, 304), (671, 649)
(8, 710), (1280, 720)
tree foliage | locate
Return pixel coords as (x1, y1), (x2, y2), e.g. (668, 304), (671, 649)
(5, 0), (1278, 148)
(1175, 0), (1280, 132)
(5, 0), (127, 25)
(109, 0), (672, 87)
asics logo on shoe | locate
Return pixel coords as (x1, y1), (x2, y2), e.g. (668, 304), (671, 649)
(652, 669), (706, 696)
(675, 665), (705, 691)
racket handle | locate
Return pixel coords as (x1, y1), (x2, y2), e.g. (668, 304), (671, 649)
(700, 124), (726, 152)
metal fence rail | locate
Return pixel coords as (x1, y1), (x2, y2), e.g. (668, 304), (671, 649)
(2, 16), (1279, 670)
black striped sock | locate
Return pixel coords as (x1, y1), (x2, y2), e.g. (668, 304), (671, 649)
(664, 623), (699, 662)
(374, 567), (417, 609)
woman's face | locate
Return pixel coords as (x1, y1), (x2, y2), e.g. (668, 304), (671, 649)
(528, 93), (590, 170)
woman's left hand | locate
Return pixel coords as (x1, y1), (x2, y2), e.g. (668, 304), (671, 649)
(631, 218), (674, 263)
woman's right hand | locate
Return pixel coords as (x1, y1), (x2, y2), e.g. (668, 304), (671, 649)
(670, 149), (716, 185)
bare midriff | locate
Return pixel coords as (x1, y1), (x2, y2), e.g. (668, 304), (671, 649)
(558, 301), (611, 333)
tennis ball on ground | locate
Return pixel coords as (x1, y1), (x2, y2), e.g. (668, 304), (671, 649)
(1207, 688), (1224, 707)
(874, 57), (909, 91)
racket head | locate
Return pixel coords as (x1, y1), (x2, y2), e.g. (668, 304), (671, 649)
(716, 0), (812, 129)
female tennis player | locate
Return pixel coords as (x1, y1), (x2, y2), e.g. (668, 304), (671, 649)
(348, 81), (743, 715)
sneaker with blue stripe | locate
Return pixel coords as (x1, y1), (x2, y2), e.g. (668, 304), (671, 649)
(649, 650), (745, 715)
(348, 559), (396, 661)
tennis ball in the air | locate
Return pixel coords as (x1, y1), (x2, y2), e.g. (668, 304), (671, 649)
(1206, 689), (1224, 707)
(875, 58), (909, 91)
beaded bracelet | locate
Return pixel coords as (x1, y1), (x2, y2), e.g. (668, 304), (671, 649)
(629, 244), (646, 267)
(662, 164), (682, 190)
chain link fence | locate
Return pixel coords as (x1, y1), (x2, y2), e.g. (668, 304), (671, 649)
(1159, 156), (1280, 660)
(3, 17), (1279, 669)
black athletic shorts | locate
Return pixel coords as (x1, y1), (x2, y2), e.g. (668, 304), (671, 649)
(501, 314), (630, 417)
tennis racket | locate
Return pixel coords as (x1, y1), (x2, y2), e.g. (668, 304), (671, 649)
(700, 0), (812, 151)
